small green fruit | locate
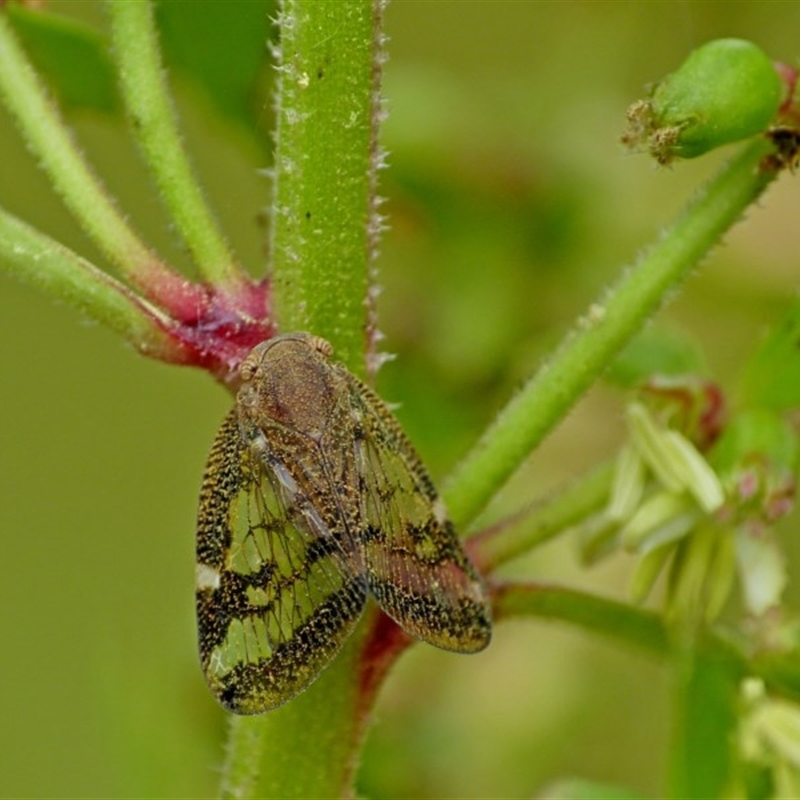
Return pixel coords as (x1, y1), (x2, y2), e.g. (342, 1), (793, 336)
(625, 39), (784, 164)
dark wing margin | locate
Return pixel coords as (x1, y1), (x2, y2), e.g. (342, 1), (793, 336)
(196, 409), (367, 714)
(345, 374), (492, 654)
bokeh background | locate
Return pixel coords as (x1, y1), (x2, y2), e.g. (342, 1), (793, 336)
(1, 2), (798, 797)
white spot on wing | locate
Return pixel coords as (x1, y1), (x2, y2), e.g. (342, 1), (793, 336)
(196, 563), (221, 591)
(432, 497), (449, 525)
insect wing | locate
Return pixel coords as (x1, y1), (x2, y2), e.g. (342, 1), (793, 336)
(196, 409), (367, 714)
(347, 376), (492, 653)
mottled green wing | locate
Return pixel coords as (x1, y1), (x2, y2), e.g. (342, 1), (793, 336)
(196, 409), (367, 714)
(346, 375), (492, 653)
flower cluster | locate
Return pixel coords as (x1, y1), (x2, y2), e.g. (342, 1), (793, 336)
(582, 377), (797, 626)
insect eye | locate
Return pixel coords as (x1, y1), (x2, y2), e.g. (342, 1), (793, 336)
(239, 355), (259, 382)
(310, 336), (334, 359)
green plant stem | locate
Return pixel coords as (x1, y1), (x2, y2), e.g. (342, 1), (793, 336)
(498, 581), (800, 707)
(669, 648), (737, 799)
(107, 0), (249, 293)
(219, 711), (264, 799)
(0, 206), (183, 358)
(268, 0), (384, 375)
(220, 629), (369, 800)
(494, 582), (670, 655)
(469, 460), (615, 572)
(444, 137), (777, 529)
(218, 2), (385, 797)
(0, 12), (196, 306)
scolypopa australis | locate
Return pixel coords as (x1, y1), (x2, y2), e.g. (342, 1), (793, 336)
(196, 332), (492, 713)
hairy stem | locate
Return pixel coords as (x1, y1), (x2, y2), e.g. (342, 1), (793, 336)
(107, 0), (250, 294)
(469, 460), (615, 572)
(0, 206), (185, 359)
(0, 12), (201, 312)
(219, 2), (386, 797)
(494, 582), (670, 655)
(268, 0), (385, 376)
(444, 137), (778, 529)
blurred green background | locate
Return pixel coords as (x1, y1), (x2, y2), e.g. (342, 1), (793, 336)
(1, 2), (798, 797)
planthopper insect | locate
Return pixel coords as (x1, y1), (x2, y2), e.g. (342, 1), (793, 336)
(196, 332), (492, 713)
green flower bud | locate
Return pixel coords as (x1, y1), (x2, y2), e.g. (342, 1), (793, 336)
(624, 39), (784, 164)
(620, 489), (699, 552)
(666, 523), (733, 624)
(606, 443), (645, 522)
(629, 543), (672, 604)
(627, 402), (725, 511)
